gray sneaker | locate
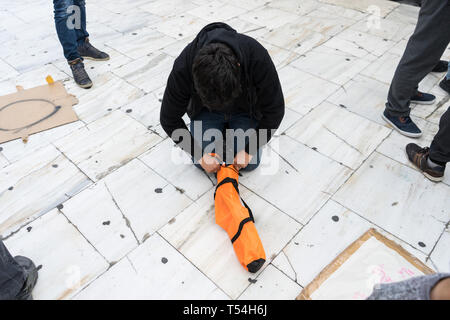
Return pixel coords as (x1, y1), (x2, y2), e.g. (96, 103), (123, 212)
(78, 38), (110, 61)
(14, 256), (39, 300)
(69, 58), (93, 89)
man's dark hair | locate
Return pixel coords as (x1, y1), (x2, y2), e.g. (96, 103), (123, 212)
(192, 43), (242, 111)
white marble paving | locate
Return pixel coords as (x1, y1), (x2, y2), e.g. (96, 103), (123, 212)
(101, 8), (163, 34)
(291, 46), (374, 86)
(268, 0), (321, 16)
(0, 59), (19, 82)
(155, 14), (209, 40)
(61, 182), (139, 263)
(349, 17), (415, 42)
(105, 27), (177, 59)
(159, 187), (301, 299)
(259, 23), (330, 54)
(238, 264), (302, 300)
(318, 0), (399, 18)
(53, 110), (162, 182)
(239, 6), (300, 30)
(72, 72), (144, 124)
(385, 4), (420, 26)
(102, 159), (193, 242)
(112, 52), (175, 93)
(260, 41), (300, 69)
(360, 52), (402, 84)
(240, 136), (353, 224)
(0, 121), (84, 163)
(187, 1), (247, 23)
(75, 233), (228, 300)
(334, 152), (450, 253)
(0, 145), (91, 237)
(2, 0), (449, 300)
(140, 0), (198, 17)
(278, 65), (340, 115)
(139, 138), (214, 201)
(4, 209), (109, 300)
(272, 199), (431, 287)
(1, 63), (69, 92)
(326, 74), (390, 125)
(430, 227), (450, 273)
(0, 153), (9, 168)
(286, 102), (391, 169)
(326, 29), (396, 58)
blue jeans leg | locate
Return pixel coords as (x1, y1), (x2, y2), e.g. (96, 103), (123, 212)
(0, 240), (25, 300)
(227, 113), (262, 172)
(190, 111), (227, 170)
(53, 0), (89, 61)
(446, 61), (450, 80)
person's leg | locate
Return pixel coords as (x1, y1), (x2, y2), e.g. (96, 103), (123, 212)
(227, 113), (262, 172)
(447, 61), (450, 80)
(439, 61), (450, 94)
(53, 0), (80, 61)
(190, 110), (227, 170)
(429, 107), (450, 165)
(73, 0), (89, 46)
(385, 0), (450, 118)
(0, 240), (26, 300)
(74, 0), (109, 62)
(405, 107), (449, 182)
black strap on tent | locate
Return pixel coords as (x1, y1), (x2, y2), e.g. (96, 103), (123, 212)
(214, 177), (255, 243)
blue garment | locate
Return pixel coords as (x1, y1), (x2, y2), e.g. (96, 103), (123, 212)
(0, 240), (25, 300)
(53, 0), (89, 61)
(190, 110), (262, 172)
(447, 61), (450, 80)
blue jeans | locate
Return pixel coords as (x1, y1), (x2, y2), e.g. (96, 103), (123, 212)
(0, 240), (25, 300)
(447, 61), (450, 80)
(53, 0), (89, 61)
(190, 110), (262, 172)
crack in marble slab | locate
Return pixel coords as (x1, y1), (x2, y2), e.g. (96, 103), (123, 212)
(104, 182), (140, 246)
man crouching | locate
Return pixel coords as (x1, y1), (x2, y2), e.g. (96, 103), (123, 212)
(160, 23), (285, 173)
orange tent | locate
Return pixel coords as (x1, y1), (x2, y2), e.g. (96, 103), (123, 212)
(214, 165), (266, 273)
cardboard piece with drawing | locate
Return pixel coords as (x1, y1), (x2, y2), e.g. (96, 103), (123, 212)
(298, 228), (435, 300)
(0, 80), (79, 144)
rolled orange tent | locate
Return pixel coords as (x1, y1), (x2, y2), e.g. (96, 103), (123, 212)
(214, 164), (266, 273)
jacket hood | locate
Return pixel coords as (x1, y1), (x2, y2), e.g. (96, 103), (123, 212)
(192, 22), (243, 63)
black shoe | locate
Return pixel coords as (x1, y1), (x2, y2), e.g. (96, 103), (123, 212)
(432, 60), (449, 73)
(382, 110), (422, 138)
(410, 91), (436, 105)
(69, 58), (93, 89)
(14, 256), (39, 300)
(439, 78), (450, 95)
(406, 144), (445, 182)
(77, 38), (110, 61)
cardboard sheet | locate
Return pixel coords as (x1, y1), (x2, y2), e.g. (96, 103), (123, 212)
(0, 81), (78, 143)
(297, 228), (434, 300)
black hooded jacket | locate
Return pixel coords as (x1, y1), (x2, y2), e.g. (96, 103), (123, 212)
(160, 22), (285, 160)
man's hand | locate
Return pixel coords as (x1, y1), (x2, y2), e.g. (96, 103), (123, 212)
(233, 150), (253, 171)
(199, 154), (221, 173)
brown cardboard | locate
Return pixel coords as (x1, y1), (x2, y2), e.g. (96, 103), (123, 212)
(0, 81), (79, 144)
(297, 228), (435, 300)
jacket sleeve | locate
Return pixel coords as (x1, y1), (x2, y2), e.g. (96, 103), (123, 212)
(245, 48), (285, 156)
(160, 54), (204, 161)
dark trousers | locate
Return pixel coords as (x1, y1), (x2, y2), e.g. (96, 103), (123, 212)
(190, 111), (262, 172)
(385, 0), (450, 117)
(0, 240), (25, 300)
(53, 0), (89, 61)
(430, 107), (450, 164)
